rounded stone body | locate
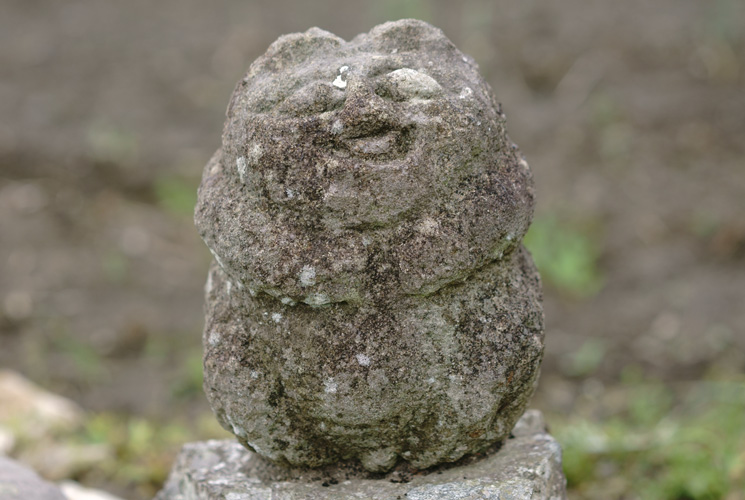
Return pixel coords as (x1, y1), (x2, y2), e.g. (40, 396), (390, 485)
(196, 19), (544, 472)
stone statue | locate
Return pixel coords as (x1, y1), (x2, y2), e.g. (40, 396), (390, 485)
(195, 19), (544, 474)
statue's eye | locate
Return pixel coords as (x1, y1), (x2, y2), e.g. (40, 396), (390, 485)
(278, 82), (345, 116)
(380, 68), (443, 102)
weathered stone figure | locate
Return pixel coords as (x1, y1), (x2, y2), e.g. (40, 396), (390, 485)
(195, 19), (544, 473)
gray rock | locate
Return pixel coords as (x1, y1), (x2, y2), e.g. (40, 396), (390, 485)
(0, 456), (68, 500)
(60, 480), (126, 500)
(196, 19), (544, 471)
(155, 410), (567, 500)
(0, 369), (85, 439)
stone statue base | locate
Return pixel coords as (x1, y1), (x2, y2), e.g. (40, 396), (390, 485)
(155, 410), (566, 500)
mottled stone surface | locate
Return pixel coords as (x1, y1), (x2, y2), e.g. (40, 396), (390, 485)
(155, 410), (567, 500)
(0, 456), (67, 500)
(196, 19), (544, 471)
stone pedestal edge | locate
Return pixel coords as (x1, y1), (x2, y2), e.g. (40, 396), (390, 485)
(155, 409), (567, 500)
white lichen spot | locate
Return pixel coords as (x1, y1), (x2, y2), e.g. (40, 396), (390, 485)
(204, 273), (214, 294)
(324, 183), (339, 200)
(416, 217), (439, 235)
(324, 378), (338, 394)
(209, 248), (227, 271)
(462, 56), (469, 63)
(247, 143), (263, 165)
(459, 87), (473, 99)
(332, 75), (346, 89)
(332, 65), (349, 89)
(285, 188), (295, 199)
(281, 296), (296, 306)
(299, 265), (316, 287)
(271, 312), (282, 323)
(391, 48), (398, 54)
(386, 68), (442, 99)
(236, 156), (247, 184)
(250, 371), (260, 379)
(319, 422), (326, 431)
(518, 157), (530, 170)
(356, 353), (371, 366)
(331, 120), (344, 135)
(225, 414), (247, 438)
(226, 280), (232, 295)
(208, 330), (221, 346)
(427, 377), (436, 384)
(246, 441), (264, 455)
(304, 293), (330, 307)
(505, 233), (514, 242)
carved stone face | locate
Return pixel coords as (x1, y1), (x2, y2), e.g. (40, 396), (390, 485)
(221, 23), (506, 229)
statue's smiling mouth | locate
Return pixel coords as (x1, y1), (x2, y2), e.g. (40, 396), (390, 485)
(348, 129), (398, 155)
(338, 126), (414, 161)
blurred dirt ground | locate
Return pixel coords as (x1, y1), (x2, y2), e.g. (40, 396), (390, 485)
(1, 1), (744, 498)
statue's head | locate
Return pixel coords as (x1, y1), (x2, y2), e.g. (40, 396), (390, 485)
(198, 19), (534, 304)
(222, 20), (514, 228)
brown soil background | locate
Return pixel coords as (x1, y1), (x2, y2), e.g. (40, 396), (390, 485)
(1, 0), (744, 497)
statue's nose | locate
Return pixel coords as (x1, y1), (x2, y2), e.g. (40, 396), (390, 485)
(335, 76), (396, 138)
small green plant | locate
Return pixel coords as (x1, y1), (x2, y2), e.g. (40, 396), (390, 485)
(555, 376), (745, 499)
(78, 411), (229, 498)
(561, 339), (607, 377)
(50, 332), (105, 381)
(524, 214), (604, 298)
(101, 250), (129, 284)
(153, 176), (198, 216)
(375, 0), (431, 22)
(86, 125), (139, 165)
(170, 349), (204, 400)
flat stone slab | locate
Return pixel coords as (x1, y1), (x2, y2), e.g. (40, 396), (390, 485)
(155, 410), (567, 499)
